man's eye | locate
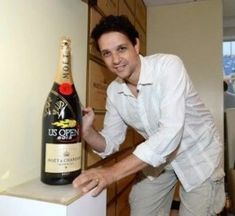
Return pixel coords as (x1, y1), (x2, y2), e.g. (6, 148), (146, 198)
(118, 46), (127, 52)
(101, 52), (111, 58)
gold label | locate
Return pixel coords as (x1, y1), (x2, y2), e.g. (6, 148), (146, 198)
(55, 38), (73, 84)
(45, 142), (81, 173)
(61, 47), (70, 79)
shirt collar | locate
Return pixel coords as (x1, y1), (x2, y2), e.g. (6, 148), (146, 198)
(117, 79), (133, 96)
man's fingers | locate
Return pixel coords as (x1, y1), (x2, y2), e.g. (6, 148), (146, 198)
(72, 167), (109, 196)
(91, 180), (105, 197)
(73, 169), (99, 187)
(82, 178), (100, 193)
(73, 173), (92, 187)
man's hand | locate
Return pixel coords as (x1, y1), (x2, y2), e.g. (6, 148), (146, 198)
(73, 166), (116, 197)
(82, 107), (95, 138)
(73, 154), (148, 197)
(81, 107), (106, 153)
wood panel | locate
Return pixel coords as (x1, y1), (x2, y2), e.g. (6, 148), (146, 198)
(85, 145), (101, 167)
(93, 112), (105, 130)
(135, 21), (146, 55)
(85, 113), (105, 167)
(124, 0), (135, 15)
(133, 131), (145, 146)
(135, 0), (146, 31)
(119, 128), (134, 151)
(116, 149), (136, 194)
(116, 185), (132, 216)
(107, 202), (116, 216)
(118, 0), (135, 25)
(97, 0), (118, 16)
(87, 60), (116, 110)
(89, 7), (102, 60)
(104, 159), (117, 204)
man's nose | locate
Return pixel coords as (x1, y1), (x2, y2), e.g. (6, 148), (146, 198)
(112, 52), (121, 64)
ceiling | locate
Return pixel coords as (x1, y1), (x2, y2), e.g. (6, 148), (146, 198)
(143, 0), (235, 27)
(223, 0), (235, 28)
(223, 0), (235, 18)
(143, 0), (234, 14)
(143, 0), (205, 6)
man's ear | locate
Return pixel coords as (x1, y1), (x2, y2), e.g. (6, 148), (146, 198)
(134, 38), (140, 54)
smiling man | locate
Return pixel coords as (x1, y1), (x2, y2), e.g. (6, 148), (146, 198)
(73, 15), (225, 216)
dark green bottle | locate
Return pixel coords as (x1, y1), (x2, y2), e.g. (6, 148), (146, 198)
(41, 38), (82, 185)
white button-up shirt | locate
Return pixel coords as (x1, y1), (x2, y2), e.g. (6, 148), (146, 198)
(99, 54), (224, 191)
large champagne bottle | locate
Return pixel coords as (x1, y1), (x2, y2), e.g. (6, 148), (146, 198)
(41, 37), (82, 185)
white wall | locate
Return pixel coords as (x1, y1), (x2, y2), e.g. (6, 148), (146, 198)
(147, 0), (223, 136)
(0, 0), (88, 191)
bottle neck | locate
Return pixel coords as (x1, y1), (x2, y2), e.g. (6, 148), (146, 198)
(55, 42), (73, 85)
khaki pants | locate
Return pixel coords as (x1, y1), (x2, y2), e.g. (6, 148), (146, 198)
(129, 169), (225, 216)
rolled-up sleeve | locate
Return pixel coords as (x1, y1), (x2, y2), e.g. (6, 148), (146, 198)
(95, 94), (128, 158)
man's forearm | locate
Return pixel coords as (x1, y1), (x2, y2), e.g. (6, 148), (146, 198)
(83, 126), (106, 153)
(111, 153), (148, 181)
(72, 152), (148, 197)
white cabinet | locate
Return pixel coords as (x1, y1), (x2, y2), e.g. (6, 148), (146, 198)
(0, 178), (106, 216)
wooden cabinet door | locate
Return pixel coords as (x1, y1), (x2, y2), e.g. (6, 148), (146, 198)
(135, 0), (146, 31)
(119, 128), (134, 151)
(87, 60), (116, 110)
(104, 159), (117, 204)
(97, 0), (118, 16)
(116, 185), (132, 216)
(124, 0), (135, 15)
(116, 149), (136, 194)
(135, 21), (146, 55)
(89, 8), (102, 60)
(118, 0), (135, 25)
(133, 131), (145, 146)
(85, 113), (105, 167)
(107, 201), (116, 216)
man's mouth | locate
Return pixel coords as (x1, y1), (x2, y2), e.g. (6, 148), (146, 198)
(115, 64), (126, 72)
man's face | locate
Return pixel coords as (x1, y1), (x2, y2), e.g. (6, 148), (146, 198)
(98, 32), (140, 81)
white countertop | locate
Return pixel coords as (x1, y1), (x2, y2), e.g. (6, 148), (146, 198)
(1, 178), (84, 205)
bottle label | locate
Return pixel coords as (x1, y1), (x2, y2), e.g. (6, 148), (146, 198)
(55, 38), (73, 84)
(49, 119), (80, 141)
(45, 142), (82, 173)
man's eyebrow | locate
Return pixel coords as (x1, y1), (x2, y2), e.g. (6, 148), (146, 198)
(101, 44), (128, 52)
(100, 49), (110, 53)
(117, 43), (128, 47)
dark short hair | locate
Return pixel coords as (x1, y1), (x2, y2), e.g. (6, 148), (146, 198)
(91, 15), (139, 51)
(224, 81), (228, 92)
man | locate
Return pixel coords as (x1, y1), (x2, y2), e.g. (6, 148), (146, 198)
(73, 15), (225, 216)
(224, 80), (235, 109)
